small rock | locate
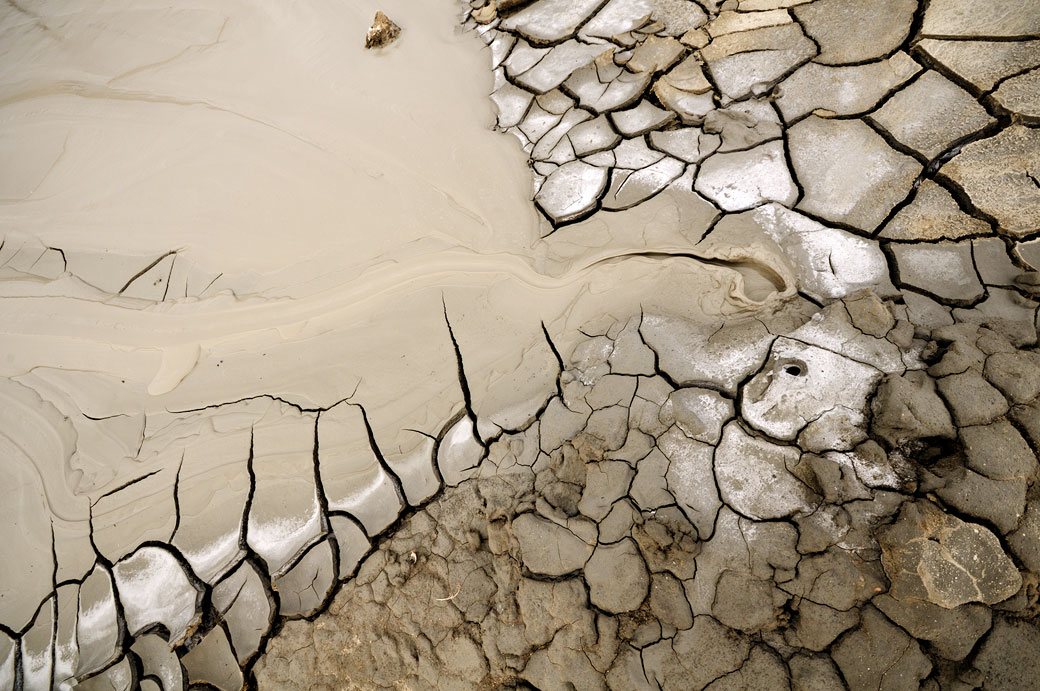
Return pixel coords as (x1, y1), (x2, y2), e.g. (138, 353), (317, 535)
(365, 11), (401, 49)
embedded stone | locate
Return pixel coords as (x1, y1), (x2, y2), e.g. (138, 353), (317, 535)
(877, 500), (1022, 607)
(364, 12), (400, 49)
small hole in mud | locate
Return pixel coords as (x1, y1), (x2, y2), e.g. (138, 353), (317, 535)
(783, 364), (803, 376)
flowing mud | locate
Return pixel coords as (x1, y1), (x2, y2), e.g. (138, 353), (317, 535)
(1, 0), (1040, 689)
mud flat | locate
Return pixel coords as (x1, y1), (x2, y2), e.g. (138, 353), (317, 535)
(2, 0), (1040, 689)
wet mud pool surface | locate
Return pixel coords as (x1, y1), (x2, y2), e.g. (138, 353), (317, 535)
(1, 0), (1040, 689)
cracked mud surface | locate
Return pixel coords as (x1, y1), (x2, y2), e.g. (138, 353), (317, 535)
(2, 0), (1040, 689)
